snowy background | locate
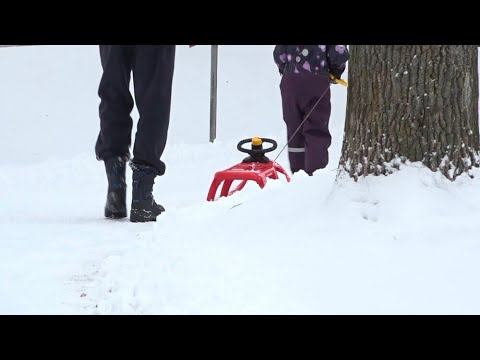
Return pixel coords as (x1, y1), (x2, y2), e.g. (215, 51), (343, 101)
(1, 45), (479, 314)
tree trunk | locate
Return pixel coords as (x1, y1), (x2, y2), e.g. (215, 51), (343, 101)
(339, 45), (480, 181)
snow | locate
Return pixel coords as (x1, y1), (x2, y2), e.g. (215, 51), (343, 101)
(1, 45), (480, 314)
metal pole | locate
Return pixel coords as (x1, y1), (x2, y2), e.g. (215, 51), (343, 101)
(210, 45), (218, 143)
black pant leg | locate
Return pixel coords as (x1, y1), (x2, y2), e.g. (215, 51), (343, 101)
(95, 45), (135, 161)
(131, 45), (176, 176)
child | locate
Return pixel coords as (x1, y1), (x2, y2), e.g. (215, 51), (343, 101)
(274, 45), (349, 175)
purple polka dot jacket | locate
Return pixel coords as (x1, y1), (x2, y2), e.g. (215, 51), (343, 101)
(273, 45), (349, 78)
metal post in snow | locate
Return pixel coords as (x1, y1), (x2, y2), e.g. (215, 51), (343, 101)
(210, 45), (218, 143)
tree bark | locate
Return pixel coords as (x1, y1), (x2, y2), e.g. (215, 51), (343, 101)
(339, 45), (479, 181)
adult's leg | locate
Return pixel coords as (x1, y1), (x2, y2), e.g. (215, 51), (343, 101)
(95, 45), (135, 161)
(131, 45), (176, 176)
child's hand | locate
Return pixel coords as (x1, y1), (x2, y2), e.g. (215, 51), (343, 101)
(329, 72), (342, 84)
(329, 68), (343, 82)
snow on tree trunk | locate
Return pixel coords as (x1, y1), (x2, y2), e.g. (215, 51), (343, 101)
(339, 45), (480, 181)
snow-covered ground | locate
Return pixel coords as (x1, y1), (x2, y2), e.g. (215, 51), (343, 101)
(1, 45), (479, 314)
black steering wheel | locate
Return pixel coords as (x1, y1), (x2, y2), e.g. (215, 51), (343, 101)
(237, 138), (278, 163)
(237, 138), (277, 156)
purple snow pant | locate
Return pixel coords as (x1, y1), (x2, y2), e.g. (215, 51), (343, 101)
(280, 73), (331, 175)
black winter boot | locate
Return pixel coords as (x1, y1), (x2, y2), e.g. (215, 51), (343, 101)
(130, 162), (165, 223)
(104, 156), (128, 219)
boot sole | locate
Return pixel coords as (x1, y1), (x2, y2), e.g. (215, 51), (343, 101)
(105, 208), (127, 219)
(130, 209), (164, 223)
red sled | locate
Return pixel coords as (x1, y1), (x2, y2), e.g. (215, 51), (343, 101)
(207, 137), (291, 201)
